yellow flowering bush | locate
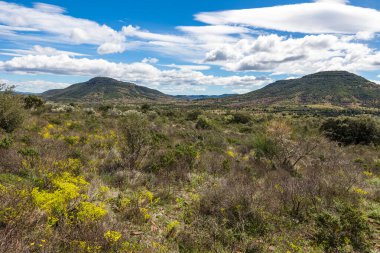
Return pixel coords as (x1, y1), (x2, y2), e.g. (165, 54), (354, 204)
(32, 172), (89, 225)
(76, 202), (108, 223)
(104, 230), (122, 244)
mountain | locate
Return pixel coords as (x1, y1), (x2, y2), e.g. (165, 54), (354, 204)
(175, 94), (236, 101)
(222, 71), (380, 108)
(42, 77), (171, 102)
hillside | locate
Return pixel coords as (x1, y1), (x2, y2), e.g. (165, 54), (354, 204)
(42, 77), (171, 102)
(223, 71), (380, 108)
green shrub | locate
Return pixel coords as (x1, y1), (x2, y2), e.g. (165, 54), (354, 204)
(321, 117), (379, 145)
(186, 110), (202, 121)
(314, 205), (371, 253)
(196, 115), (213, 130)
(229, 112), (251, 124)
(0, 84), (26, 132)
(23, 95), (44, 109)
(119, 113), (151, 169)
(0, 136), (13, 149)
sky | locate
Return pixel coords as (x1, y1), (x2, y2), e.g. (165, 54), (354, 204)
(0, 0), (380, 95)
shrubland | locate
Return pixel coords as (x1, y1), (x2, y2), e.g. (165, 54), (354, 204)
(0, 99), (379, 253)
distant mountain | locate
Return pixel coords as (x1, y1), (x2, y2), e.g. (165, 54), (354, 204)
(42, 77), (171, 102)
(175, 94), (236, 101)
(223, 71), (380, 108)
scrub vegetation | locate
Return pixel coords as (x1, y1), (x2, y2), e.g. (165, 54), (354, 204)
(0, 90), (380, 252)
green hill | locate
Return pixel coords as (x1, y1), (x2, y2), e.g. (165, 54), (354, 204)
(42, 77), (171, 102)
(224, 71), (380, 108)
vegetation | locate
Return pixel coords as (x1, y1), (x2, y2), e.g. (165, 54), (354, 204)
(1, 77), (380, 252)
(0, 84), (26, 132)
(223, 71), (380, 108)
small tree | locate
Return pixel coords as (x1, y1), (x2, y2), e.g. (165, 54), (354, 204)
(119, 112), (151, 169)
(0, 84), (26, 132)
(321, 117), (380, 145)
(24, 95), (44, 109)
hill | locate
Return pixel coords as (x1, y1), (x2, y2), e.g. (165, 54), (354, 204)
(222, 71), (380, 108)
(42, 77), (171, 102)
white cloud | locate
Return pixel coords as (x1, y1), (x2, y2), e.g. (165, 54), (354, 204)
(0, 79), (70, 93)
(162, 64), (211, 71)
(195, 1), (380, 34)
(0, 54), (269, 93)
(142, 57), (159, 64)
(176, 25), (250, 35)
(0, 1), (126, 54)
(1, 45), (86, 57)
(203, 34), (380, 74)
(122, 25), (190, 44)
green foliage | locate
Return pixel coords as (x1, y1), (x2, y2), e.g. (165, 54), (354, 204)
(0, 136), (13, 149)
(140, 103), (151, 112)
(17, 147), (39, 157)
(314, 205), (371, 252)
(186, 110), (202, 121)
(321, 117), (380, 145)
(228, 112), (251, 124)
(119, 112), (151, 169)
(24, 95), (44, 109)
(0, 84), (26, 132)
(196, 115), (213, 130)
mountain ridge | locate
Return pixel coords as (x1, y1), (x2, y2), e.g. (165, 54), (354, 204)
(221, 71), (380, 108)
(42, 77), (171, 102)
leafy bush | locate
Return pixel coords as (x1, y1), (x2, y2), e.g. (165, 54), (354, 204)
(196, 115), (213, 130)
(321, 117), (380, 145)
(0, 84), (26, 132)
(228, 112), (251, 124)
(119, 113), (151, 169)
(186, 110), (202, 121)
(24, 95), (44, 109)
(314, 205), (371, 252)
(0, 136), (13, 149)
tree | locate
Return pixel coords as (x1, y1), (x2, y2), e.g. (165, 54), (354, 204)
(119, 112), (151, 169)
(0, 84), (26, 132)
(24, 95), (44, 109)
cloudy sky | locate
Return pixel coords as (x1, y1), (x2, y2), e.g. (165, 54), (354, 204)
(0, 0), (380, 95)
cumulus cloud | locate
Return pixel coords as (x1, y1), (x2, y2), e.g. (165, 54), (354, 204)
(204, 34), (380, 74)
(195, 1), (380, 34)
(0, 54), (269, 93)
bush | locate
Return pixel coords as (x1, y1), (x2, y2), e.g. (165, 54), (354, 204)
(196, 115), (213, 130)
(229, 112), (251, 124)
(0, 84), (26, 132)
(314, 205), (371, 253)
(119, 113), (151, 169)
(24, 95), (44, 109)
(186, 110), (202, 121)
(321, 117), (380, 145)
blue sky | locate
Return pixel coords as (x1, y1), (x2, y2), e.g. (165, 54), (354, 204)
(1, 0), (380, 95)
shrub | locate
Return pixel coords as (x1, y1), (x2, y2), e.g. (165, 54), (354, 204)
(321, 117), (380, 145)
(196, 115), (213, 130)
(186, 110), (202, 121)
(141, 103), (151, 112)
(228, 112), (251, 124)
(24, 95), (44, 109)
(314, 205), (371, 253)
(0, 136), (13, 149)
(119, 113), (151, 169)
(0, 84), (26, 132)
